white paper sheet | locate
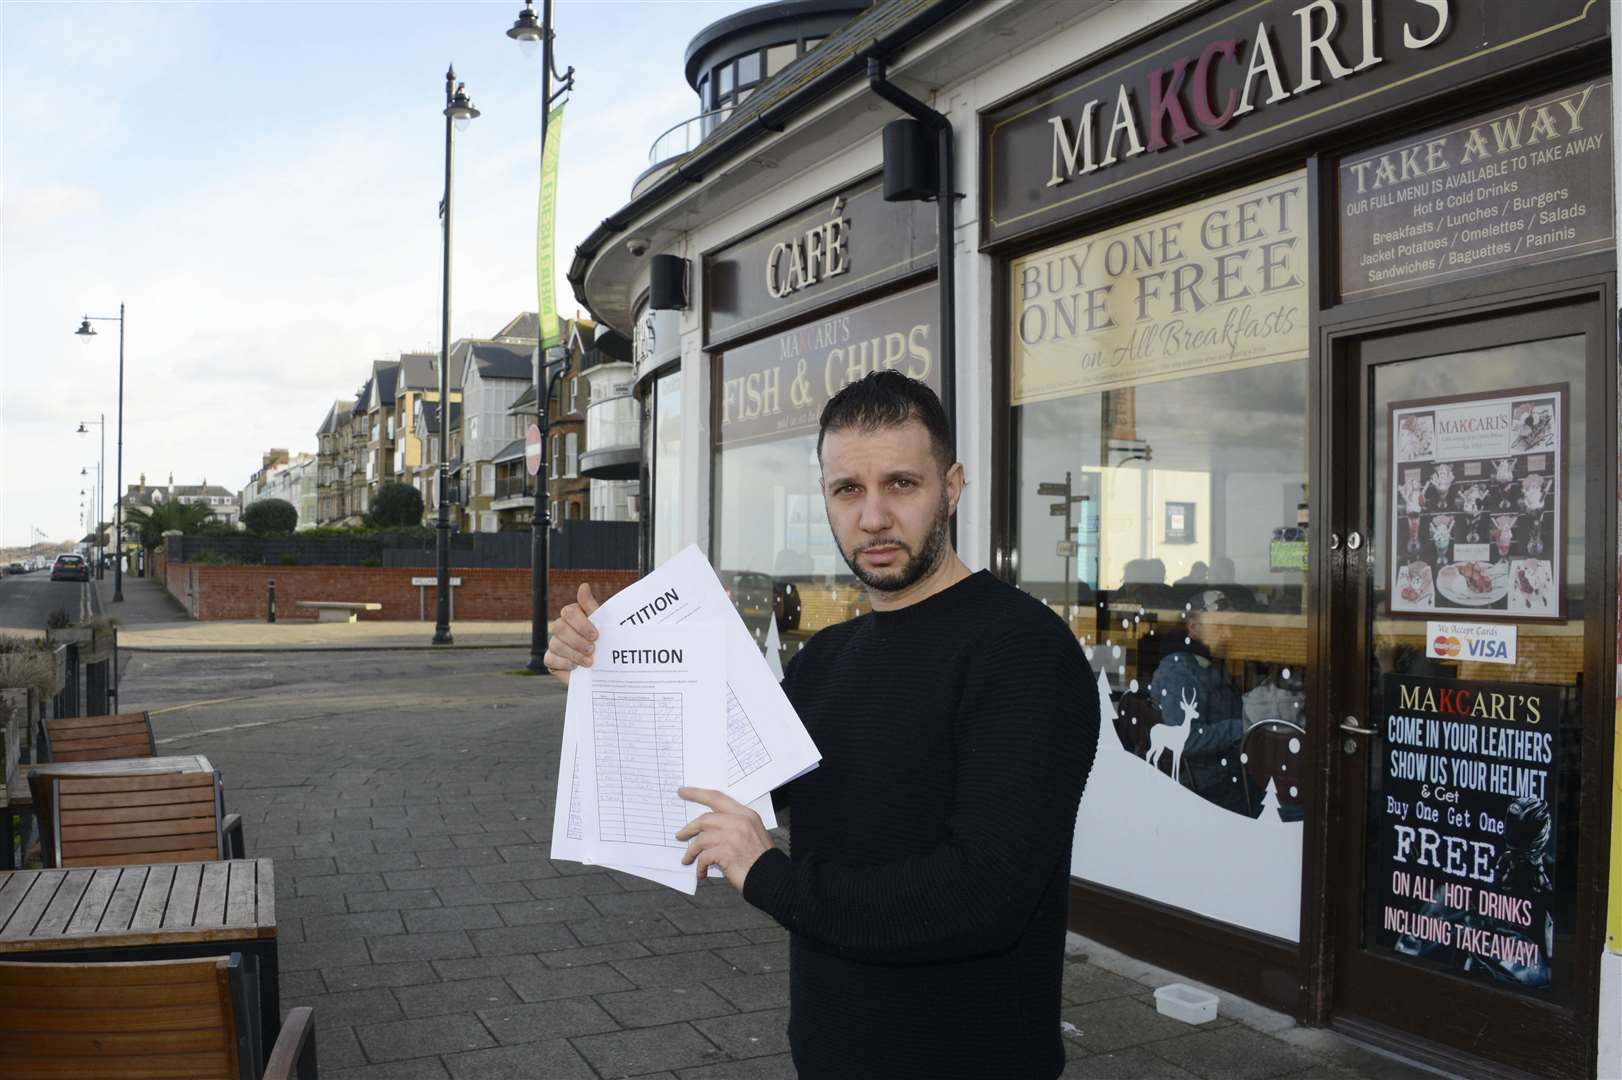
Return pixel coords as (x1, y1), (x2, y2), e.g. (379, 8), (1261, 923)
(589, 545), (820, 806)
(570, 626), (726, 879)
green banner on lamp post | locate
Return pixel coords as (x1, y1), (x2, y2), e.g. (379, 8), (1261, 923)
(537, 102), (566, 348)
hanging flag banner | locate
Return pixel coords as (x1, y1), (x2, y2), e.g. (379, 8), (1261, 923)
(538, 102), (566, 348)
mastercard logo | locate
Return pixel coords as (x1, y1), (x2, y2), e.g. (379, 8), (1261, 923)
(1432, 635), (1461, 657)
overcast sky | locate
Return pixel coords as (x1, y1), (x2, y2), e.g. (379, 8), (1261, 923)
(1, 0), (752, 547)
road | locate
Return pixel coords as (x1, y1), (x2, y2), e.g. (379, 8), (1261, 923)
(0, 571), (85, 635)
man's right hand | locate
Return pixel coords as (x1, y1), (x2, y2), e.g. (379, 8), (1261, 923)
(543, 582), (600, 688)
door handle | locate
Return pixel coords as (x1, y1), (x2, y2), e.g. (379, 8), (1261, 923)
(1345, 530), (1364, 551)
(1340, 716), (1377, 736)
(1328, 532), (1341, 551)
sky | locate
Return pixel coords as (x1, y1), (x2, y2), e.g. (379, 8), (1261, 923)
(0, 0), (754, 547)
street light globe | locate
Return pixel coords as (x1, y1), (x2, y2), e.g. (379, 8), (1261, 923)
(75, 318), (97, 341)
(507, 3), (543, 53)
(445, 83), (480, 132)
(76, 422), (88, 434)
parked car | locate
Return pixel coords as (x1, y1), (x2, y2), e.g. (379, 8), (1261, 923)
(50, 554), (89, 582)
(4, 562), (24, 575)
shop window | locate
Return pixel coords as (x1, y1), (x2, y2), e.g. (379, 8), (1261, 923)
(1009, 171), (1311, 942)
(652, 369), (683, 567)
(736, 51), (761, 87)
(766, 43), (796, 76)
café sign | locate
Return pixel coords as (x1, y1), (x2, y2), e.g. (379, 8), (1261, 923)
(983, 0), (1605, 245)
(706, 176), (937, 348)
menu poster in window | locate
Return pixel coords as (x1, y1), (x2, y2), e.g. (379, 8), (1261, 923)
(1376, 673), (1561, 993)
(1388, 385), (1565, 620)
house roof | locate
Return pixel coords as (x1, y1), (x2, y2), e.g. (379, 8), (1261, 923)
(173, 484), (237, 499)
(493, 312), (541, 341)
(508, 385), (537, 412)
(316, 398), (353, 435)
(492, 438), (527, 465)
(398, 352), (438, 390)
(353, 377), (373, 414)
(372, 360), (401, 408)
(463, 339), (534, 381)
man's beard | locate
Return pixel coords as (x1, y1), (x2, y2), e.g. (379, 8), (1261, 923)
(840, 488), (950, 593)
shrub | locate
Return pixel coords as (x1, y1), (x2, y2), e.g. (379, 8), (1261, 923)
(366, 482), (425, 529)
(242, 498), (299, 535)
(279, 554), (300, 566)
(187, 550), (241, 565)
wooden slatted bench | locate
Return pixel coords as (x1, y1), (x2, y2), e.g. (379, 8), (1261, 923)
(41, 710), (156, 762)
(45, 771), (239, 869)
(0, 954), (316, 1080)
(295, 601), (382, 623)
(0, 862), (288, 1075)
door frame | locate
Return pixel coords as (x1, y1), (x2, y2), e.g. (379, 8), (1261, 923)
(1311, 272), (1617, 1077)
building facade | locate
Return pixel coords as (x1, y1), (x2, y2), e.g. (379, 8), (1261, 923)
(572, 1), (1622, 1075)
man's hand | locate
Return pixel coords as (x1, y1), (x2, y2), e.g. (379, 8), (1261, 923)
(543, 582), (599, 688)
(675, 787), (773, 892)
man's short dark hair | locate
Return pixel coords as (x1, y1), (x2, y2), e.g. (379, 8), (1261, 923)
(817, 371), (954, 471)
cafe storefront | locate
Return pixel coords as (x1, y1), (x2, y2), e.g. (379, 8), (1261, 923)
(984, 1), (1615, 1074)
(580, 0), (1621, 1074)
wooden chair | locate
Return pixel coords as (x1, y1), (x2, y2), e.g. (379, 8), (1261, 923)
(0, 954), (316, 1080)
(44, 772), (245, 869)
(40, 711), (157, 762)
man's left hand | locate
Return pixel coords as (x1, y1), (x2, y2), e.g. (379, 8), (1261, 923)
(675, 787), (772, 892)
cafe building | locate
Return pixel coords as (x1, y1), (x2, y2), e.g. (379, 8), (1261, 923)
(569, 1), (1622, 1074)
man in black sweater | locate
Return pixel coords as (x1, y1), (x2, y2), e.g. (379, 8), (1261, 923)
(545, 372), (1099, 1079)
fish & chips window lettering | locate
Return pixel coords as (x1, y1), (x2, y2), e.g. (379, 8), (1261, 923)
(982, 1), (1614, 1075)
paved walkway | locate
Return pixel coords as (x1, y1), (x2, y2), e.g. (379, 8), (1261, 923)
(104, 580), (1438, 1079)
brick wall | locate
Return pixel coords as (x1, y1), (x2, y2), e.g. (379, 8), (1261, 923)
(162, 563), (637, 621)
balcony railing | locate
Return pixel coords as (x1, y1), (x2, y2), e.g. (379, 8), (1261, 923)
(647, 108), (730, 167)
(586, 396), (640, 452)
(495, 475), (533, 500)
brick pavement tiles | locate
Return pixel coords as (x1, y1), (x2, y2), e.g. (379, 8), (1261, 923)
(115, 645), (1436, 1079)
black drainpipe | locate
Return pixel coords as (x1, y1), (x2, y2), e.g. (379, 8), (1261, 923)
(866, 54), (956, 457)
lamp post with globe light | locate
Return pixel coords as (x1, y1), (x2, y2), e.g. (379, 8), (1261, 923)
(75, 308), (125, 601)
(506, 0), (575, 672)
(80, 463), (103, 578)
(77, 416), (105, 579)
(432, 70), (479, 646)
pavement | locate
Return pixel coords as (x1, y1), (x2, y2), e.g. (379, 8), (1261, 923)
(97, 573), (1440, 1080)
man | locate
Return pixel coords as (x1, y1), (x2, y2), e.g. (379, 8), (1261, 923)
(545, 371), (1098, 1079)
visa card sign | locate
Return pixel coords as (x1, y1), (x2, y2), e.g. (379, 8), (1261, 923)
(1425, 621), (1517, 666)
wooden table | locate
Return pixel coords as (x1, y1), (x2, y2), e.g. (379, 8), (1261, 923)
(0, 858), (278, 1067)
(0, 754), (213, 870)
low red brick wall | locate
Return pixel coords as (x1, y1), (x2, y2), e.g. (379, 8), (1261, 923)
(162, 564), (637, 621)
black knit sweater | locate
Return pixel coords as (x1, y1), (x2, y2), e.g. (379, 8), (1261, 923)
(743, 570), (1099, 1080)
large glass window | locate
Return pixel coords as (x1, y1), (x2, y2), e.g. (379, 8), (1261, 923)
(713, 283), (939, 663)
(765, 43), (796, 77)
(1011, 172), (1311, 941)
(651, 369), (683, 567)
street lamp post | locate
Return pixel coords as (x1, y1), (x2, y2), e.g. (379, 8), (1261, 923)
(507, 0), (575, 672)
(77, 416), (105, 579)
(75, 308), (124, 602)
(80, 462), (103, 578)
(434, 68), (480, 646)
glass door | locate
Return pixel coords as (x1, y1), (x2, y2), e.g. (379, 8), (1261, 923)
(1329, 302), (1603, 1076)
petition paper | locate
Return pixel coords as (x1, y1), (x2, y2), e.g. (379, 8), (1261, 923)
(591, 544), (821, 805)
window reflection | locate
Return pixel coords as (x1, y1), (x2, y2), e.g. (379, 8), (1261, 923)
(651, 370), (682, 568)
(1014, 361), (1310, 821)
(714, 433), (868, 662)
